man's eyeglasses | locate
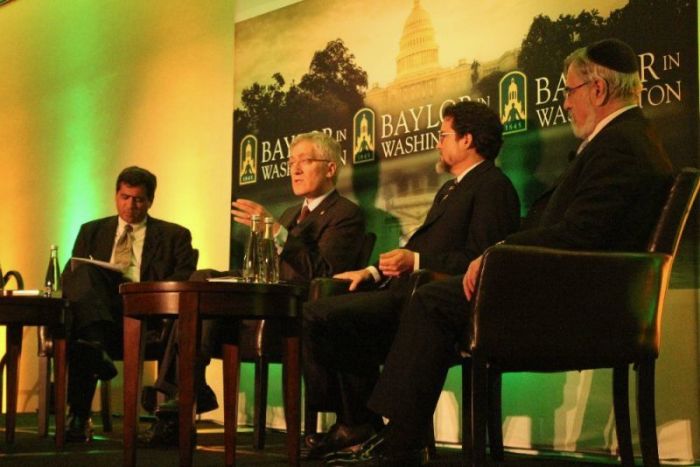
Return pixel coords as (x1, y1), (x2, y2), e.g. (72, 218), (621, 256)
(438, 131), (456, 142)
(288, 158), (332, 169)
(563, 81), (591, 98)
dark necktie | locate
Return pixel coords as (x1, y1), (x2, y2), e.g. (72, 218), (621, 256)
(113, 224), (133, 270)
(297, 205), (310, 224)
(438, 179), (457, 204)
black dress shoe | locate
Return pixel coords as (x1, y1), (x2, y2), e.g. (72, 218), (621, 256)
(66, 413), (93, 443)
(323, 432), (425, 466)
(138, 415), (179, 448)
(305, 423), (339, 449)
(154, 385), (219, 416)
(196, 384), (219, 414)
(306, 423), (376, 460)
(75, 339), (117, 381)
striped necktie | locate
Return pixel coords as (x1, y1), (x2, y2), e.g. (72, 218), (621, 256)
(113, 224), (133, 270)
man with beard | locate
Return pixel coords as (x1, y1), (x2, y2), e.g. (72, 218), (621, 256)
(328, 39), (674, 467)
(303, 100), (521, 460)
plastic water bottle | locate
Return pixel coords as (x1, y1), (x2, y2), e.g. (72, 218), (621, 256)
(259, 217), (279, 283)
(242, 215), (260, 282)
(43, 244), (61, 297)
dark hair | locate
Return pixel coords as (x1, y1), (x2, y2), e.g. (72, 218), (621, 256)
(116, 166), (157, 201)
(442, 101), (503, 160)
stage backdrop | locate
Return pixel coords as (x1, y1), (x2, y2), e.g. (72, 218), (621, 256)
(232, 0), (699, 461)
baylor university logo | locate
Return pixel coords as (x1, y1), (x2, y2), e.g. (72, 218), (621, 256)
(499, 71), (527, 135)
(353, 108), (376, 164)
(239, 135), (258, 186)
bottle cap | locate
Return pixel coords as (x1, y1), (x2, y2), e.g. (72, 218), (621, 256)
(251, 214), (261, 220)
(264, 216), (274, 223)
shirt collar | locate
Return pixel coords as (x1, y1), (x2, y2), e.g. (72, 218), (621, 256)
(117, 216), (147, 233)
(455, 159), (485, 184)
(585, 104), (637, 146)
(304, 188), (335, 212)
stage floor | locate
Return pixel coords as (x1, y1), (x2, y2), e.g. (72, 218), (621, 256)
(0, 413), (692, 466)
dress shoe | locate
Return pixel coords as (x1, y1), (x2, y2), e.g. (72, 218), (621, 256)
(75, 339), (117, 381)
(306, 422), (376, 460)
(155, 384), (219, 415)
(137, 415), (180, 448)
(305, 423), (339, 449)
(323, 431), (425, 466)
(66, 413), (93, 443)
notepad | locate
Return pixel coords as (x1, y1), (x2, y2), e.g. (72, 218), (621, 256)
(70, 257), (123, 273)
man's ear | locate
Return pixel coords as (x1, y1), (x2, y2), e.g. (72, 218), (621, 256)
(461, 132), (474, 150)
(591, 78), (609, 106)
(326, 161), (337, 180)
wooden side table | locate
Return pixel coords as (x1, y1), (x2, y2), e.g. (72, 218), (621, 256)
(120, 280), (306, 467)
(0, 294), (68, 447)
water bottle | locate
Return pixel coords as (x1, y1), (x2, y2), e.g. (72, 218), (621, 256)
(242, 215), (260, 282)
(43, 244), (61, 297)
(259, 217), (279, 283)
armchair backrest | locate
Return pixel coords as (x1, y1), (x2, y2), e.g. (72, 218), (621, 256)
(1, 270), (24, 290)
(647, 168), (700, 257)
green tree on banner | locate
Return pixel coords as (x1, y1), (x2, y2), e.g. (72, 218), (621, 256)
(518, 11), (606, 79)
(234, 38), (368, 142)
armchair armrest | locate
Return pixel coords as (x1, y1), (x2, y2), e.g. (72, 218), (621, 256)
(471, 244), (671, 371)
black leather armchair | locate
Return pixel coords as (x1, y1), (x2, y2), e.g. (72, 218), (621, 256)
(466, 168), (700, 466)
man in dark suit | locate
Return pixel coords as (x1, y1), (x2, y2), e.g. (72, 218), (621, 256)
(61, 166), (197, 442)
(304, 101), (521, 459)
(142, 131), (366, 446)
(328, 39), (674, 466)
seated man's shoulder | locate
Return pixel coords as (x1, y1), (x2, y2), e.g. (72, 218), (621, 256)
(335, 194), (362, 213)
(147, 217), (192, 235)
(80, 216), (117, 231)
(477, 164), (518, 191)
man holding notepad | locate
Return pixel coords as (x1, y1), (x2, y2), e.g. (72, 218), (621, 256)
(61, 166), (197, 442)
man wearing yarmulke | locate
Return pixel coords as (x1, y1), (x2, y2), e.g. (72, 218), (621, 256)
(325, 38), (675, 467)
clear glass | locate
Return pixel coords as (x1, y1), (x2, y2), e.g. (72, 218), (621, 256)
(44, 244), (61, 296)
(242, 215), (260, 282)
(259, 216), (279, 283)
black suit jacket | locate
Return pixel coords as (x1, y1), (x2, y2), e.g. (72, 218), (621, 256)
(395, 160), (520, 278)
(277, 190), (365, 282)
(68, 215), (197, 281)
(507, 107), (674, 251)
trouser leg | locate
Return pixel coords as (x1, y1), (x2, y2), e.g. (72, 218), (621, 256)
(303, 289), (399, 425)
(63, 264), (123, 415)
(368, 276), (469, 447)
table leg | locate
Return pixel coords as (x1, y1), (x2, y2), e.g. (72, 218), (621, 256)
(37, 355), (50, 437)
(282, 328), (300, 466)
(5, 324), (22, 444)
(53, 337), (67, 448)
(178, 292), (199, 467)
(123, 316), (145, 467)
(223, 340), (241, 467)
